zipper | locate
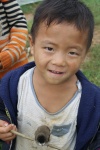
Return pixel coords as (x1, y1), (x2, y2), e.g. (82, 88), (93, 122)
(5, 105), (13, 150)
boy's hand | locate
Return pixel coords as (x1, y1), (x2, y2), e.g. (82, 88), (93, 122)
(0, 120), (17, 142)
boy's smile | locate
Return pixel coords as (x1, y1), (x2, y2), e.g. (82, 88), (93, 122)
(30, 22), (87, 85)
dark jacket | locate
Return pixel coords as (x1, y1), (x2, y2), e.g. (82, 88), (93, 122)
(0, 62), (100, 150)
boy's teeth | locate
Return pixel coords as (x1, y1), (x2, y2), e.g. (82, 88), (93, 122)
(52, 70), (62, 74)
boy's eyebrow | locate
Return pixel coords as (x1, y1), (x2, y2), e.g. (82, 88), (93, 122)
(41, 40), (58, 46)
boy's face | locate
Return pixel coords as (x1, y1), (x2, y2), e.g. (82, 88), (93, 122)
(30, 22), (88, 85)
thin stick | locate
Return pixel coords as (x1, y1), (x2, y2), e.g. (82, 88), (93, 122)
(48, 144), (61, 150)
(11, 130), (34, 141)
(11, 130), (61, 150)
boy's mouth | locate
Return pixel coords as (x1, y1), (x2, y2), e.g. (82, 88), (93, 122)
(49, 70), (64, 74)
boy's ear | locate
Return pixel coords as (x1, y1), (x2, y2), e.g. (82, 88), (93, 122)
(28, 34), (34, 55)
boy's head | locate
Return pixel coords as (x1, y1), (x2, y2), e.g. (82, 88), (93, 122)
(31, 0), (94, 51)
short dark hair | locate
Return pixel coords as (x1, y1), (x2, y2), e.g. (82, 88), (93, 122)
(31, 0), (94, 50)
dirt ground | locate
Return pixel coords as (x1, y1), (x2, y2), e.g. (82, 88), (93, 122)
(25, 14), (100, 61)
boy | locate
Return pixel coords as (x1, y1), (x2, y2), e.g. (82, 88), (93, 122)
(0, 0), (100, 149)
(0, 0), (28, 79)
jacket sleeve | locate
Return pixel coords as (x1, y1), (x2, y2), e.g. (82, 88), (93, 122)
(0, 0), (28, 69)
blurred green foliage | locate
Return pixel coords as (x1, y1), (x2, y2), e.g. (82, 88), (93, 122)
(82, 45), (100, 86)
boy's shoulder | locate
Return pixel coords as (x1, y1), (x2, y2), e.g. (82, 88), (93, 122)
(0, 62), (35, 96)
(1, 62), (35, 83)
(76, 70), (100, 95)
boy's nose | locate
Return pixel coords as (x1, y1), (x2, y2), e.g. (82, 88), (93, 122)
(52, 52), (66, 66)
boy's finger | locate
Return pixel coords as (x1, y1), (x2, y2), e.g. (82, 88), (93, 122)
(12, 125), (17, 132)
(0, 124), (14, 134)
(0, 121), (9, 127)
(2, 133), (16, 142)
(0, 131), (13, 139)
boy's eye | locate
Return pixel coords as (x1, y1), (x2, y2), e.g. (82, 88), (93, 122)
(44, 47), (53, 51)
(69, 52), (78, 55)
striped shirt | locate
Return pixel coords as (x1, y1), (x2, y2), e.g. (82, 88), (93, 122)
(0, 0), (28, 78)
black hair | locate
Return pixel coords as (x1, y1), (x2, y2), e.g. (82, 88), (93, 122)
(30, 0), (94, 50)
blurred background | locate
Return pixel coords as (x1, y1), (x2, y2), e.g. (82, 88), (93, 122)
(19, 0), (100, 86)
